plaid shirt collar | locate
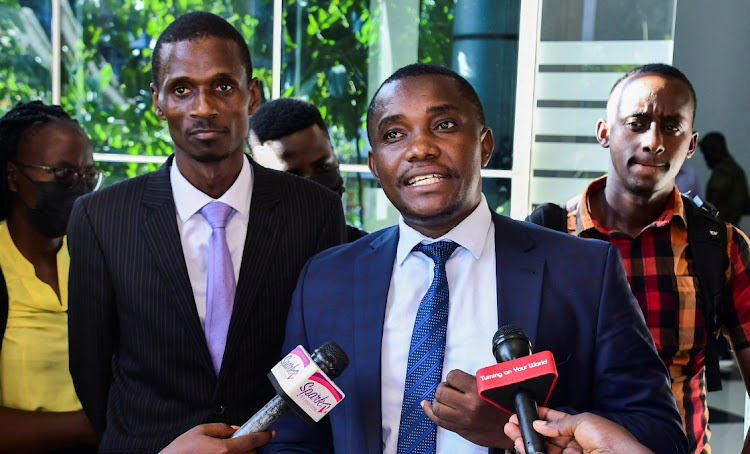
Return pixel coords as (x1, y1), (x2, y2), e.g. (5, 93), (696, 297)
(573, 175), (688, 237)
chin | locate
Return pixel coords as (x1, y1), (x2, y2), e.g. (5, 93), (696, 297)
(184, 147), (237, 163)
(403, 202), (463, 227)
(627, 182), (660, 197)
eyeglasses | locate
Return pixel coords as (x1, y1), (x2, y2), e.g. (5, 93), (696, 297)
(12, 161), (106, 191)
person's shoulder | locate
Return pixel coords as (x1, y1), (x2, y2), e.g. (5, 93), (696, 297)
(496, 211), (610, 252)
(727, 222), (750, 247)
(308, 226), (396, 264)
(77, 168), (160, 209)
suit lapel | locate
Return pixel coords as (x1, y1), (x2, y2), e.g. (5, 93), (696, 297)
(493, 212), (545, 348)
(141, 161), (213, 367)
(221, 161), (281, 377)
(353, 227), (398, 454)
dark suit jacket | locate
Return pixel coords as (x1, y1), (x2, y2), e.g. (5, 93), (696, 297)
(66, 156), (346, 453)
(262, 211), (687, 454)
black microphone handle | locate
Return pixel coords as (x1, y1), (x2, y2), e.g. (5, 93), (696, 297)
(514, 389), (546, 454)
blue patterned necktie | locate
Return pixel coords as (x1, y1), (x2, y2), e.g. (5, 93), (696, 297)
(397, 240), (459, 454)
(200, 201), (235, 375)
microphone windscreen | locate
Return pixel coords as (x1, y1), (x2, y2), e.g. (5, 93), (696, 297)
(311, 341), (349, 379)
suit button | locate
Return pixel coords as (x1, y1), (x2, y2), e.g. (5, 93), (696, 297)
(215, 404), (227, 415)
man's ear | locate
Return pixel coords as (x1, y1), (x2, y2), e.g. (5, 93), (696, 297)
(595, 119), (610, 148)
(150, 83), (166, 120)
(687, 131), (699, 159)
(368, 150), (380, 183)
(247, 77), (261, 115)
(480, 127), (494, 167)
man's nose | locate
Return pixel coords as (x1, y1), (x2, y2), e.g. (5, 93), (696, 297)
(642, 124), (665, 154)
(405, 133), (440, 161)
(190, 89), (218, 118)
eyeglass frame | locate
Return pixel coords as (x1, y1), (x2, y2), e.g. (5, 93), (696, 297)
(11, 161), (106, 191)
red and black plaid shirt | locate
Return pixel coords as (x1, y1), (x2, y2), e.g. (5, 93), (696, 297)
(567, 176), (750, 454)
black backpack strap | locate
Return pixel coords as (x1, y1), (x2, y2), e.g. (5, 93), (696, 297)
(526, 203), (568, 232)
(682, 194), (729, 391)
(0, 264), (6, 355)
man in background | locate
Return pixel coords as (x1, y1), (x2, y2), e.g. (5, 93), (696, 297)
(67, 11), (345, 452)
(699, 131), (750, 226)
(249, 97), (367, 242)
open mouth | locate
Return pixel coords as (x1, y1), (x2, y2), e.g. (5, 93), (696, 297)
(191, 129), (224, 138)
(406, 174), (448, 186)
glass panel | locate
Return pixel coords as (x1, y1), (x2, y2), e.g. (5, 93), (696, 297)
(68, 0), (274, 185)
(0, 1), (53, 112)
(541, 0), (676, 42)
(342, 171), (393, 234)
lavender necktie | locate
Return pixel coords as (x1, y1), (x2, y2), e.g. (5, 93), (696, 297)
(200, 201), (235, 375)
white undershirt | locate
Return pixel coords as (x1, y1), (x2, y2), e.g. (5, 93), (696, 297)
(170, 155), (252, 326)
(381, 194), (498, 454)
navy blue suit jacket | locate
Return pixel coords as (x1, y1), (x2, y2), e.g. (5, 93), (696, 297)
(263, 211), (687, 454)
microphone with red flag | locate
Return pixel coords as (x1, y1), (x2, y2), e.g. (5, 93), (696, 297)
(476, 325), (558, 454)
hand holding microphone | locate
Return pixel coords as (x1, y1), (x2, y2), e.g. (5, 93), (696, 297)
(476, 325), (558, 454)
(504, 407), (655, 454)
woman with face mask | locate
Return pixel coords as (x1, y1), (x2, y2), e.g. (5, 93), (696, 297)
(0, 101), (103, 452)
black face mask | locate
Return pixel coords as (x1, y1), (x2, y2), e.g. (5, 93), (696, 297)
(310, 168), (345, 197)
(23, 180), (89, 238)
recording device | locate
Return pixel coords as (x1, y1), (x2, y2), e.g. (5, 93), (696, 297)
(232, 341), (349, 438)
(476, 325), (557, 454)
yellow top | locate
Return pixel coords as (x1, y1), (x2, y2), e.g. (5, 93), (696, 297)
(0, 220), (82, 411)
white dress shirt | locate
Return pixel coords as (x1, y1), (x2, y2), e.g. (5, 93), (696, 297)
(381, 195), (499, 454)
(170, 155), (253, 326)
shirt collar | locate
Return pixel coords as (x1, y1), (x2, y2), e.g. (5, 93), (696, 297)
(575, 175), (686, 237)
(171, 153), (253, 222)
(396, 194), (492, 266)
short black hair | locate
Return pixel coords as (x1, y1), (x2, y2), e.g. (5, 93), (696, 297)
(250, 98), (328, 143)
(152, 11), (253, 86)
(609, 63), (697, 122)
(366, 63), (485, 142)
(0, 100), (81, 220)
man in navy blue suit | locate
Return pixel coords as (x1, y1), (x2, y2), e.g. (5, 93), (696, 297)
(262, 63), (686, 454)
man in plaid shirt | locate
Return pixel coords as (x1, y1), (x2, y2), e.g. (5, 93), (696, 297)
(561, 63), (750, 454)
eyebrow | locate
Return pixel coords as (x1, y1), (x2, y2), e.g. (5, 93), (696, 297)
(376, 103), (460, 131)
(625, 111), (686, 122)
(376, 113), (405, 132)
(426, 104), (459, 115)
(661, 114), (686, 123)
(166, 72), (240, 86)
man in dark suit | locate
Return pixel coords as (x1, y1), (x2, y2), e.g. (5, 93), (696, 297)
(262, 64), (686, 453)
(66, 12), (345, 453)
